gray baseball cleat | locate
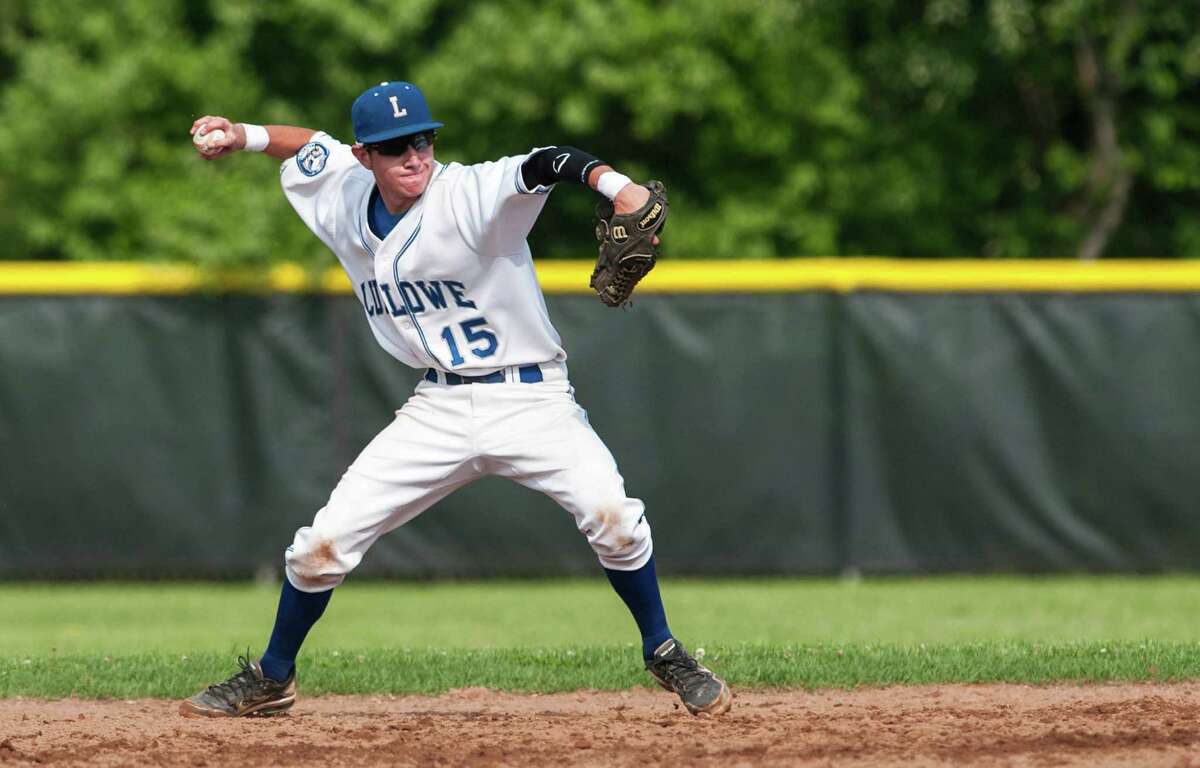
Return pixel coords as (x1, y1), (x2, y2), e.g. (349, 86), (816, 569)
(645, 638), (733, 716)
(179, 655), (296, 717)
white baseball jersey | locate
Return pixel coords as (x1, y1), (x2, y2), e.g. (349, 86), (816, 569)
(280, 132), (566, 374)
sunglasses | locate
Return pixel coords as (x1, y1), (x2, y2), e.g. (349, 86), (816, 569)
(366, 130), (437, 156)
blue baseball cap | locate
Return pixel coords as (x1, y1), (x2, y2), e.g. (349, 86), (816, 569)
(351, 81), (443, 144)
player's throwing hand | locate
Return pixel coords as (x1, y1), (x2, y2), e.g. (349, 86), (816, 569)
(189, 116), (244, 160)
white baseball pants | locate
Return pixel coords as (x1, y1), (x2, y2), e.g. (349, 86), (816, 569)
(284, 366), (652, 592)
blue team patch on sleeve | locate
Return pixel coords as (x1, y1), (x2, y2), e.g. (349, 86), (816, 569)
(296, 141), (330, 176)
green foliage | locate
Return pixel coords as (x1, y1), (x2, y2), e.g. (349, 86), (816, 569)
(1, 0), (1199, 263)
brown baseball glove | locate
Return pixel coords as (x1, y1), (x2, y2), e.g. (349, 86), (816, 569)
(590, 180), (668, 307)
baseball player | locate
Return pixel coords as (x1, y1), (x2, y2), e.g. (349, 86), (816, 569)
(180, 81), (731, 718)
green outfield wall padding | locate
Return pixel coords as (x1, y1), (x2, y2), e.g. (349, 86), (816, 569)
(839, 293), (1200, 573)
(0, 292), (1196, 577)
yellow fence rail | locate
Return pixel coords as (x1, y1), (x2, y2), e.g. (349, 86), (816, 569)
(2, 259), (1200, 295)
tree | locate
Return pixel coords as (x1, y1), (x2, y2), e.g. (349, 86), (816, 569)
(1, 0), (1199, 262)
(853, 0), (1200, 257)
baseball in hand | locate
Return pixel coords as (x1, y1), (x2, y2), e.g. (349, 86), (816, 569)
(193, 127), (226, 154)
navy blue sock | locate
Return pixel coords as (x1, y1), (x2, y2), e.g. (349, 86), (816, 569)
(259, 580), (333, 682)
(604, 555), (673, 660)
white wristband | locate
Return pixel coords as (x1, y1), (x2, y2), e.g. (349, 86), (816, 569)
(240, 123), (270, 152)
(596, 171), (633, 201)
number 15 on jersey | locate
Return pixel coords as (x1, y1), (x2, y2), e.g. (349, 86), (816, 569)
(441, 317), (498, 366)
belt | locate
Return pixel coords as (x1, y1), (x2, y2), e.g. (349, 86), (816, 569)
(423, 364), (544, 385)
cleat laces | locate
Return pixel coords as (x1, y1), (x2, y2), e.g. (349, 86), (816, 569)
(205, 655), (261, 705)
(652, 652), (712, 694)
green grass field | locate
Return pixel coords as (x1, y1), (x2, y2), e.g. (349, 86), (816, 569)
(3, 576), (1200, 698)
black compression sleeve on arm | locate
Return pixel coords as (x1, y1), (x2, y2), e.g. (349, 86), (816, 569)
(520, 146), (605, 190)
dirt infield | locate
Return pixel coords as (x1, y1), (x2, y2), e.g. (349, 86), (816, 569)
(2, 683), (1200, 767)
